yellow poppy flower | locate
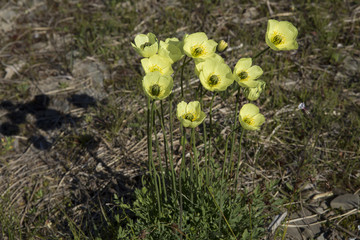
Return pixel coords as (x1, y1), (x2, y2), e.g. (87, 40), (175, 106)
(176, 101), (206, 128)
(142, 72), (173, 100)
(131, 33), (158, 57)
(234, 58), (263, 88)
(183, 32), (217, 59)
(158, 37), (184, 63)
(194, 54), (224, 77)
(141, 54), (174, 76)
(199, 57), (234, 92)
(265, 19), (298, 51)
(239, 103), (265, 131)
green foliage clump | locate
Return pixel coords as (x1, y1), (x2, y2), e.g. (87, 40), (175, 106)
(102, 171), (281, 240)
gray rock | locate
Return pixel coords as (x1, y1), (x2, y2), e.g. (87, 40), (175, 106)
(286, 208), (321, 240)
(72, 58), (109, 100)
(342, 56), (359, 76)
(243, 7), (259, 20)
(286, 226), (303, 240)
(334, 72), (347, 82)
(51, 97), (71, 113)
(36, 76), (72, 94)
(330, 194), (359, 210)
(316, 233), (326, 240)
(0, 8), (17, 33)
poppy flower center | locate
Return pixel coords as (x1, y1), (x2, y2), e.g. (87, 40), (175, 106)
(149, 65), (162, 74)
(272, 35), (283, 45)
(238, 71), (248, 80)
(183, 113), (195, 121)
(191, 46), (204, 57)
(243, 116), (254, 125)
(150, 84), (160, 96)
(208, 75), (219, 86)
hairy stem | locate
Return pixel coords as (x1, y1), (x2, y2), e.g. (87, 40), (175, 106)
(235, 128), (245, 191)
(253, 46), (270, 60)
(229, 86), (240, 178)
(178, 125), (186, 240)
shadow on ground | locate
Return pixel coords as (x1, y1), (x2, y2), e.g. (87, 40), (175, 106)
(0, 93), (96, 150)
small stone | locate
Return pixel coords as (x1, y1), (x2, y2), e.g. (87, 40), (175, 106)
(314, 207), (327, 215)
(342, 56), (359, 76)
(286, 208), (321, 240)
(0, 8), (17, 33)
(72, 58), (109, 100)
(4, 60), (26, 80)
(332, 187), (348, 195)
(316, 233), (326, 240)
(334, 72), (346, 82)
(330, 194), (359, 210)
(243, 7), (259, 20)
(96, 163), (104, 172)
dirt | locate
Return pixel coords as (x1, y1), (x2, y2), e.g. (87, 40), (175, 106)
(0, 1), (145, 237)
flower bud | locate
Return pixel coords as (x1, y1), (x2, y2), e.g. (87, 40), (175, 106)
(244, 80), (266, 101)
(217, 40), (228, 52)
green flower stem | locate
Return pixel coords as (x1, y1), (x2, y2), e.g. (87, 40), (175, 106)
(153, 104), (167, 201)
(199, 86), (208, 185)
(159, 100), (168, 170)
(179, 125), (186, 240)
(169, 94), (176, 195)
(228, 86), (240, 178)
(253, 46), (270, 60)
(173, 56), (191, 76)
(180, 127), (187, 182)
(221, 132), (232, 180)
(220, 124), (239, 230)
(191, 128), (199, 176)
(172, 56), (192, 100)
(208, 92), (216, 184)
(202, 120), (209, 185)
(222, 125), (243, 180)
(189, 134), (194, 203)
(179, 57), (192, 99)
(189, 128), (199, 203)
(195, 82), (202, 101)
(147, 98), (152, 172)
(149, 99), (162, 216)
(235, 127), (245, 191)
(158, 100), (177, 196)
(180, 56), (187, 99)
(150, 156), (162, 216)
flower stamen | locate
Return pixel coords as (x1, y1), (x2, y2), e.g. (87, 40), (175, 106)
(243, 116), (254, 126)
(271, 34), (283, 45)
(149, 64), (163, 74)
(191, 46), (204, 57)
(208, 75), (219, 86)
(150, 84), (161, 96)
(183, 113), (195, 121)
(238, 71), (248, 80)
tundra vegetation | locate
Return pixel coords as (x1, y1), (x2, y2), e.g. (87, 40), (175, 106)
(0, 0), (359, 239)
